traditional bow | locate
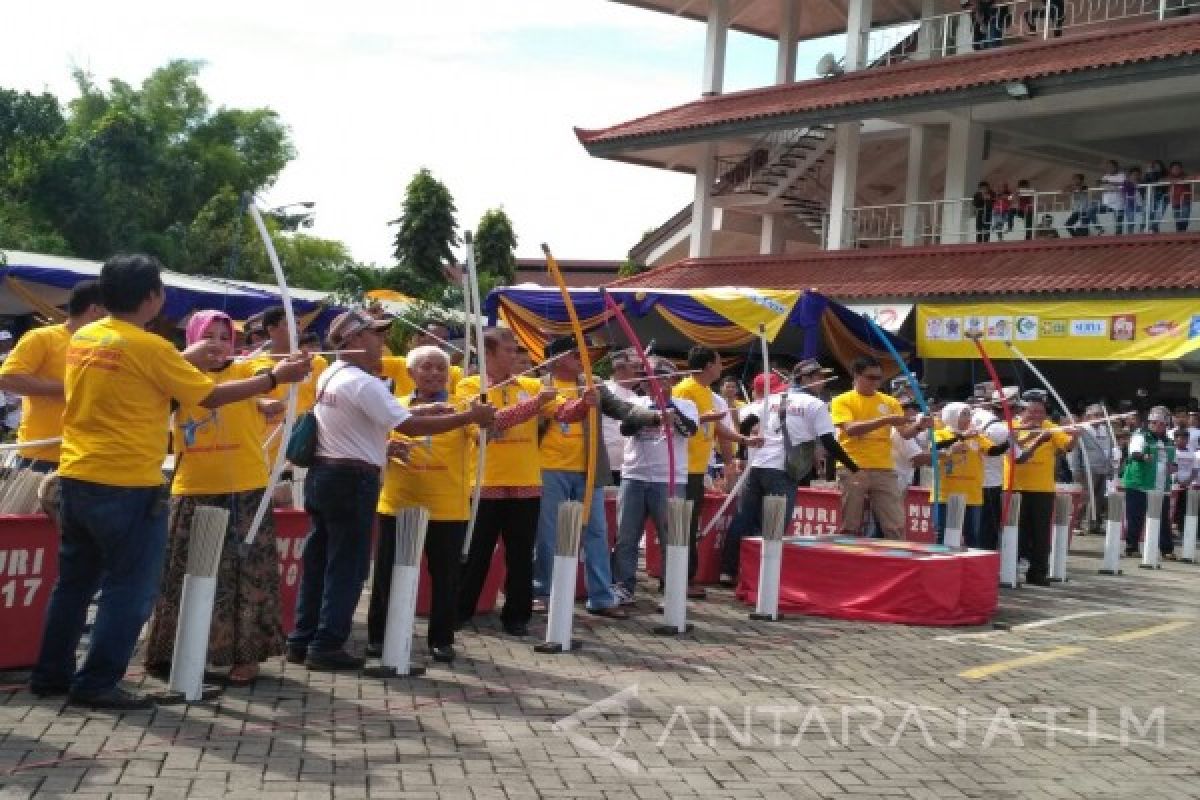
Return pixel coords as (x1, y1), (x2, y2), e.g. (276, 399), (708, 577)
(967, 334), (1017, 527)
(1004, 341), (1096, 524)
(242, 197), (299, 547)
(543, 243), (598, 522)
(461, 231), (489, 561)
(864, 314), (940, 531)
(599, 289), (675, 496)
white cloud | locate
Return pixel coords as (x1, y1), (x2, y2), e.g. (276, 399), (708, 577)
(2, 0), (788, 267)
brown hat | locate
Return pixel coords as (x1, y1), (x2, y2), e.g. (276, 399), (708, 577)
(327, 309), (392, 347)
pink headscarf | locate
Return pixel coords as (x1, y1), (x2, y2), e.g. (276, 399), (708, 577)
(186, 310), (234, 346)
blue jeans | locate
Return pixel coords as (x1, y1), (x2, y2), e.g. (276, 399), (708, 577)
(533, 470), (617, 610)
(32, 479), (168, 696)
(721, 467), (797, 577)
(934, 502), (983, 547)
(611, 479), (682, 595)
(288, 464), (380, 653)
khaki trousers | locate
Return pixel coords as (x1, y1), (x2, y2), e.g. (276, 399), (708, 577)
(837, 468), (905, 539)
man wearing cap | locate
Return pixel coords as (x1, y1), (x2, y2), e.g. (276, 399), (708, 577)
(1068, 404), (1116, 535)
(287, 309), (495, 670)
(971, 383), (1015, 550)
(0, 280), (106, 472)
(533, 336), (662, 618)
(831, 356), (930, 539)
(719, 360), (857, 584)
(1121, 405), (1176, 560)
(1007, 389), (1078, 585)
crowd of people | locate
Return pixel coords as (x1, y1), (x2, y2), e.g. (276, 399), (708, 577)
(0, 253), (1193, 710)
(972, 159), (1195, 242)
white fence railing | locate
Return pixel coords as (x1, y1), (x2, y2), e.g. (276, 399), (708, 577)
(844, 179), (1200, 247)
(865, 0), (1200, 66)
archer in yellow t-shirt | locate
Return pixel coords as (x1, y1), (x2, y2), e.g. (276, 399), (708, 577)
(931, 401), (1007, 547)
(0, 280), (106, 468)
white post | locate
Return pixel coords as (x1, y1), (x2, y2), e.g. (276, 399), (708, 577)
(901, 126), (931, 246)
(1099, 492), (1125, 575)
(825, 0), (872, 251)
(941, 116), (985, 244)
(169, 575), (218, 702)
(1049, 494), (1072, 582)
(752, 539), (784, 619)
(1182, 489), (1199, 563)
(381, 564), (420, 674)
(545, 555), (579, 648)
(701, 0), (729, 95)
(943, 493), (966, 548)
(1140, 490), (1164, 569)
(690, 142), (717, 258)
(290, 466), (307, 509)
(1000, 493), (1022, 588)
(661, 544), (690, 631)
(776, 0), (799, 83)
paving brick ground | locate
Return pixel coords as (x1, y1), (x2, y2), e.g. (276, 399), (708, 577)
(3, 534), (1199, 799)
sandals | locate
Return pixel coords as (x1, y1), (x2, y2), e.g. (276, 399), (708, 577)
(226, 664), (260, 686)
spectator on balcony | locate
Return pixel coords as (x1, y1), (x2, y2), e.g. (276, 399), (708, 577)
(1167, 161), (1193, 232)
(1098, 160), (1126, 234)
(1120, 166), (1147, 234)
(1010, 179), (1036, 240)
(1024, 0), (1064, 38)
(991, 183), (1013, 241)
(972, 181), (995, 242)
(1144, 159), (1169, 233)
(967, 1), (1006, 50)
(1063, 174), (1096, 236)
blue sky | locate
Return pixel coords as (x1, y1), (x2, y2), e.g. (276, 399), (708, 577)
(3, 1), (840, 267)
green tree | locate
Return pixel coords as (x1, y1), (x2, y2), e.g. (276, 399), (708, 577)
(473, 207), (517, 286)
(390, 168), (458, 299)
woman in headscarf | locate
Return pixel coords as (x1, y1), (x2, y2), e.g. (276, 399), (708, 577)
(144, 310), (286, 686)
(931, 401), (1007, 547)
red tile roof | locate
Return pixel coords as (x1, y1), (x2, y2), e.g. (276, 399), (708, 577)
(608, 235), (1200, 299)
(577, 17), (1200, 151)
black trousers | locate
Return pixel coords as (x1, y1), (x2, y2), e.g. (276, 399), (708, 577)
(1018, 491), (1054, 582)
(368, 516), (465, 649)
(458, 496), (538, 628)
(685, 473), (706, 582)
(979, 486), (1003, 551)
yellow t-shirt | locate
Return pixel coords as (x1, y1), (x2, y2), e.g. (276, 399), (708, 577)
(539, 377), (586, 472)
(379, 356), (463, 399)
(932, 429), (995, 506)
(831, 389), (904, 471)
(455, 374), (542, 488)
(378, 395), (474, 520)
(172, 360), (270, 495)
(246, 353), (329, 465)
(1005, 419), (1072, 493)
(0, 324), (70, 462)
(59, 318), (215, 487)
(673, 377), (716, 474)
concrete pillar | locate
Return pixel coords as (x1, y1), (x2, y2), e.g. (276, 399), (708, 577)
(902, 126), (931, 246)
(702, 0), (730, 95)
(776, 0), (799, 83)
(940, 116), (986, 244)
(690, 142), (717, 258)
(826, 0), (872, 250)
(915, 0), (936, 60)
(760, 214), (787, 255)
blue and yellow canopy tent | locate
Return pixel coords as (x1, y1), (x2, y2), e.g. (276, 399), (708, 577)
(485, 284), (916, 377)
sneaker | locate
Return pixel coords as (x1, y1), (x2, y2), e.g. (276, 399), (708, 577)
(612, 585), (635, 606)
(305, 649), (365, 671)
(68, 686), (154, 710)
(429, 644), (456, 664)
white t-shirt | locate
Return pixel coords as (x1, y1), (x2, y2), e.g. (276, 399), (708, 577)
(741, 389), (835, 471)
(621, 396), (697, 485)
(603, 379), (638, 472)
(891, 430), (922, 490)
(972, 408), (1010, 488)
(1100, 171), (1125, 209)
(314, 363), (411, 467)
(1176, 449), (1195, 486)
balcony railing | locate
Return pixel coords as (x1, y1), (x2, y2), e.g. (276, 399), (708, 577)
(843, 179), (1200, 247)
(866, 0), (1200, 66)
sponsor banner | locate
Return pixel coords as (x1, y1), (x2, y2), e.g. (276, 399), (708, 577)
(917, 299), (1200, 360)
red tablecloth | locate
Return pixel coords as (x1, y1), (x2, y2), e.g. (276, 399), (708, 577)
(737, 536), (1000, 626)
(0, 515), (56, 669)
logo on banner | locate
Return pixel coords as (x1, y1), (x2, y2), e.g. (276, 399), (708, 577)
(1014, 316), (1038, 340)
(1040, 319), (1068, 337)
(924, 317), (944, 341)
(1110, 314), (1136, 341)
(1190, 315), (1200, 339)
(964, 316), (985, 339)
(1070, 319), (1107, 337)
(986, 317), (1011, 341)
(1144, 320), (1181, 338)
(942, 317), (962, 341)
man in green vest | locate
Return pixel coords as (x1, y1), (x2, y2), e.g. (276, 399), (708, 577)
(1122, 405), (1176, 559)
